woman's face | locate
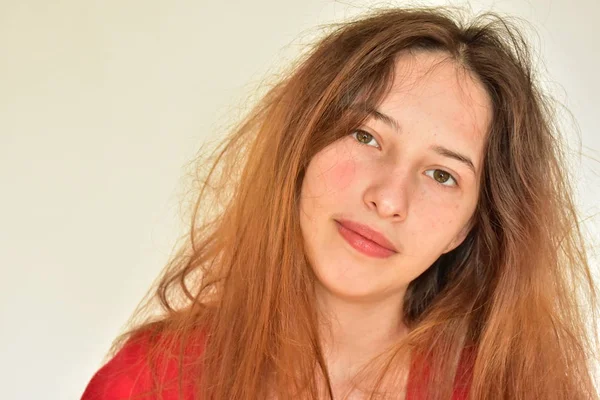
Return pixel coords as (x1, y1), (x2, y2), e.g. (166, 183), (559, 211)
(299, 51), (492, 303)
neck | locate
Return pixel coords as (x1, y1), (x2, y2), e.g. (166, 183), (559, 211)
(315, 285), (410, 394)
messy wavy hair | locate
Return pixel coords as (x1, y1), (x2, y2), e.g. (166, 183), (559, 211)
(110, 6), (599, 400)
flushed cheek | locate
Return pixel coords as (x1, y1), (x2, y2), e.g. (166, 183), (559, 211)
(310, 151), (360, 197)
(323, 158), (358, 194)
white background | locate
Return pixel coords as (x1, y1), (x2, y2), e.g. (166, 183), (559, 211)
(1, 1), (598, 399)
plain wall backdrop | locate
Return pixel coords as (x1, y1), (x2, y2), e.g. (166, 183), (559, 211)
(1, 1), (598, 399)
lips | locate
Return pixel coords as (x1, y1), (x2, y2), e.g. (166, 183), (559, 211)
(335, 219), (398, 258)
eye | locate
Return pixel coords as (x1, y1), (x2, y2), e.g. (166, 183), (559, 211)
(425, 169), (458, 188)
(351, 129), (380, 149)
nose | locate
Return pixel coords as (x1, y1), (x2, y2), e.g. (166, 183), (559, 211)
(363, 167), (412, 221)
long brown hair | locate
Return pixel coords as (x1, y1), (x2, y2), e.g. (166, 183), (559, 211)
(110, 6), (599, 399)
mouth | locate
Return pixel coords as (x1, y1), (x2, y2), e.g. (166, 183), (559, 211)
(334, 219), (397, 259)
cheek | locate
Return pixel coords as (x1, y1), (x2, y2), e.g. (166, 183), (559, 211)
(412, 191), (465, 236)
(326, 158), (357, 192)
(303, 144), (360, 199)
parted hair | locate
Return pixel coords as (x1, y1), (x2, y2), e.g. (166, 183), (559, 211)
(110, 6), (599, 400)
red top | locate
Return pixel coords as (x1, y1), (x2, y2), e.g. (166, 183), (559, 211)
(81, 332), (472, 400)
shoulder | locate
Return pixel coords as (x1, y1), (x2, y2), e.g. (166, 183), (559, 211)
(81, 332), (154, 400)
(81, 329), (206, 400)
(452, 346), (475, 399)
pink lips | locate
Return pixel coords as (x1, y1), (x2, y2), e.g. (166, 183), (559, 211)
(335, 219), (397, 259)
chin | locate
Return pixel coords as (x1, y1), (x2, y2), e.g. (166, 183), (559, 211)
(311, 256), (389, 302)
(304, 222), (389, 302)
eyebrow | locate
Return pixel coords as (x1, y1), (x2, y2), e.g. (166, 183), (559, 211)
(368, 108), (402, 134)
(356, 105), (477, 174)
(429, 145), (476, 174)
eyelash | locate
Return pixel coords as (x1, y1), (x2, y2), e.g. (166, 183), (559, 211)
(350, 129), (459, 188)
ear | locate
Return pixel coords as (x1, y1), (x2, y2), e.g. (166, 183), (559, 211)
(442, 220), (473, 254)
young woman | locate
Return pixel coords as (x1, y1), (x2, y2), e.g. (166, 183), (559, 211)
(81, 7), (599, 400)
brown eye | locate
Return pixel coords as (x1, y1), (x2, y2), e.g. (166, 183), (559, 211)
(434, 170), (450, 182)
(351, 129), (380, 148)
(425, 169), (458, 188)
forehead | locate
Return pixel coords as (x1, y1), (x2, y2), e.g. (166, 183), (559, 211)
(377, 50), (492, 171)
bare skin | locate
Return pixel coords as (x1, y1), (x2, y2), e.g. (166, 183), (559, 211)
(299, 50), (492, 399)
